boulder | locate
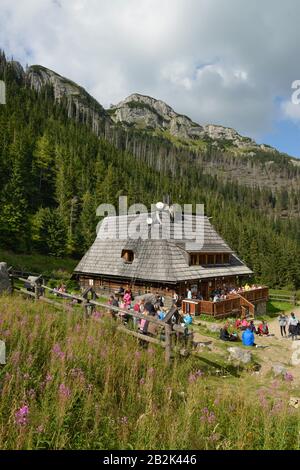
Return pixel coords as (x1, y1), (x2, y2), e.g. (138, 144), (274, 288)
(228, 347), (252, 364)
(207, 324), (221, 333)
(0, 262), (11, 294)
(0, 340), (5, 365)
(289, 397), (300, 409)
(272, 363), (287, 377)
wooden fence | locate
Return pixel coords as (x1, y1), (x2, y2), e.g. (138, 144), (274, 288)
(9, 274), (189, 364)
(269, 292), (297, 305)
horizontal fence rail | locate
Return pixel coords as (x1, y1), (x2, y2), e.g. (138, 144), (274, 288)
(8, 274), (191, 364)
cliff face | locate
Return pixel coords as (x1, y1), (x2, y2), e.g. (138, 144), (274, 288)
(26, 65), (111, 134)
(108, 93), (266, 151)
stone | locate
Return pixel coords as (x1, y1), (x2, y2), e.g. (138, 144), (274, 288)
(0, 262), (11, 294)
(0, 340), (5, 365)
(227, 347), (253, 364)
(207, 324), (221, 333)
(289, 397), (300, 409)
(272, 363), (287, 377)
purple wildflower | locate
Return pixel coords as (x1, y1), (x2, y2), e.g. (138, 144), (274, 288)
(200, 407), (216, 425)
(139, 378), (145, 385)
(284, 372), (294, 382)
(15, 405), (29, 426)
(188, 373), (197, 383)
(59, 383), (71, 399)
(52, 343), (65, 360)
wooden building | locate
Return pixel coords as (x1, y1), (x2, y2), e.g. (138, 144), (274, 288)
(74, 207), (268, 317)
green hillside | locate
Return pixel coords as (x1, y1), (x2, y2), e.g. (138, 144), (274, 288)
(0, 50), (300, 289)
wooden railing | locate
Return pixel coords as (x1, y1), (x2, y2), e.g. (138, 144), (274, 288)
(240, 287), (269, 303)
(198, 295), (241, 318)
(9, 274), (184, 364)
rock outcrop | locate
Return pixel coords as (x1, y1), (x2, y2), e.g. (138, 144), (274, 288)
(109, 93), (273, 151)
(0, 262), (11, 294)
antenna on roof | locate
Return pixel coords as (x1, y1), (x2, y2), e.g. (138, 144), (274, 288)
(156, 201), (165, 211)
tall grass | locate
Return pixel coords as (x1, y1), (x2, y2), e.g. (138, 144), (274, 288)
(0, 295), (299, 450)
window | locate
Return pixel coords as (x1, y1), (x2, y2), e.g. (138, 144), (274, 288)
(190, 253), (231, 266)
(122, 250), (134, 263)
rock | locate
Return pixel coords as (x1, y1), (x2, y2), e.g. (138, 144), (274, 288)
(207, 324), (221, 333)
(0, 262), (11, 294)
(227, 347), (252, 364)
(272, 363), (287, 377)
(289, 397), (300, 409)
(0, 340), (5, 365)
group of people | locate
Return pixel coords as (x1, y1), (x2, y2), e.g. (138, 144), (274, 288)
(108, 288), (193, 338)
(219, 318), (271, 346)
(210, 284), (263, 302)
(278, 312), (300, 340)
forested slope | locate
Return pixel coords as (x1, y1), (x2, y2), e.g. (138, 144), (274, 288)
(0, 51), (300, 289)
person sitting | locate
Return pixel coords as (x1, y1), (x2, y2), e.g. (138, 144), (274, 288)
(244, 283), (250, 291)
(220, 324), (238, 342)
(213, 294), (221, 302)
(257, 321), (269, 336)
(242, 327), (256, 347)
(183, 312), (193, 326)
(249, 320), (257, 334)
(240, 318), (250, 331)
(235, 318), (242, 329)
(158, 308), (166, 321)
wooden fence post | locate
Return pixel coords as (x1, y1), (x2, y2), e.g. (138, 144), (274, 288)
(165, 323), (172, 365)
(34, 282), (40, 301)
(293, 292), (297, 306)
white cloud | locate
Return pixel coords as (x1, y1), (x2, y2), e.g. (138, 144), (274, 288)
(1, 0), (300, 138)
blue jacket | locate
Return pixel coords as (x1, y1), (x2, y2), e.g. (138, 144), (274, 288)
(242, 329), (255, 346)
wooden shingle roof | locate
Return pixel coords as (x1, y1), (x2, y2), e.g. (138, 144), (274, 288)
(74, 212), (252, 283)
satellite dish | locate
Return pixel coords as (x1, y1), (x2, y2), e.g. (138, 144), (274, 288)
(146, 217), (153, 225)
(156, 201), (165, 211)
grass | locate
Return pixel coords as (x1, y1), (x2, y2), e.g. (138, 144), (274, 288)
(0, 249), (77, 278)
(1, 294), (300, 450)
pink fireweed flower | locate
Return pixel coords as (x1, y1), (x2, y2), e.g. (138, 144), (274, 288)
(188, 373), (196, 383)
(200, 408), (216, 425)
(59, 383), (71, 399)
(284, 373), (294, 382)
(46, 373), (53, 383)
(52, 343), (65, 360)
(15, 405), (29, 426)
(139, 378), (145, 385)
(147, 367), (155, 376)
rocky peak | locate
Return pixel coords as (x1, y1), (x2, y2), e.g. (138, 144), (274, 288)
(109, 93), (205, 140)
(25, 65), (110, 133)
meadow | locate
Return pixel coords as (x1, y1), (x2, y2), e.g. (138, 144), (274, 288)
(0, 294), (300, 450)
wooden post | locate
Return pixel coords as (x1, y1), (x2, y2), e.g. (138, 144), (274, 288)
(165, 323), (172, 365)
(34, 282), (40, 301)
(293, 292), (297, 306)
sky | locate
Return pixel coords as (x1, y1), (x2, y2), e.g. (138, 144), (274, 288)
(1, 0), (300, 157)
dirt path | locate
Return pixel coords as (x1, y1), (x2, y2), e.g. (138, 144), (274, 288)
(193, 307), (300, 382)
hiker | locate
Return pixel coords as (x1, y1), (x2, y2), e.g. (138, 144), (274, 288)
(257, 321), (269, 336)
(278, 313), (288, 337)
(242, 326), (256, 347)
(183, 312), (193, 326)
(108, 295), (119, 318)
(220, 324), (238, 342)
(288, 312), (299, 341)
(187, 288), (192, 300)
(158, 308), (166, 321)
(249, 320), (257, 334)
(240, 318), (250, 331)
(123, 290), (131, 308)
